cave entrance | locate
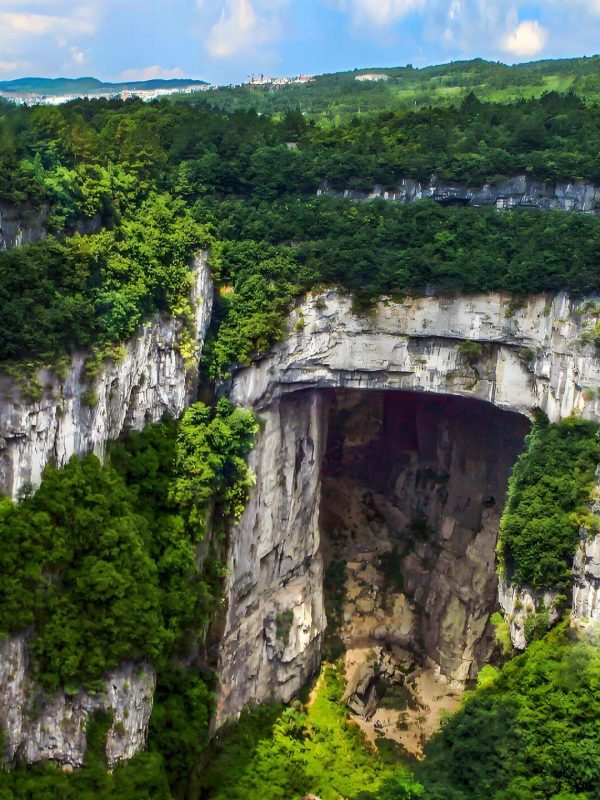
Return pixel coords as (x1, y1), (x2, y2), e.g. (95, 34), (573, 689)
(318, 389), (530, 755)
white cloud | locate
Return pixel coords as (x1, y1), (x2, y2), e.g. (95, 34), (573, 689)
(70, 46), (87, 65)
(502, 19), (547, 57)
(0, 1), (102, 76)
(0, 10), (94, 36)
(206, 0), (282, 58)
(120, 65), (186, 81)
(195, 0), (289, 60)
(342, 0), (425, 27)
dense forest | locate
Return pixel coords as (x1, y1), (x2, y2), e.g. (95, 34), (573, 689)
(1, 70), (600, 800)
(5, 91), (600, 369)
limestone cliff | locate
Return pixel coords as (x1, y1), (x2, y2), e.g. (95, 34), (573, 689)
(219, 288), (600, 721)
(228, 289), (600, 422)
(0, 203), (101, 250)
(319, 174), (600, 213)
(573, 533), (600, 624)
(0, 636), (154, 769)
(216, 390), (327, 723)
(0, 252), (213, 499)
(0, 252), (213, 766)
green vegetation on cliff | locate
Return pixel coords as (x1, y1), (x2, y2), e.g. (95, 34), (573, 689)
(202, 197), (600, 377)
(0, 194), (206, 363)
(189, 625), (600, 800)
(498, 414), (600, 591)
(412, 624), (600, 800)
(6, 91), (600, 365)
(2, 61), (600, 800)
(0, 400), (257, 692)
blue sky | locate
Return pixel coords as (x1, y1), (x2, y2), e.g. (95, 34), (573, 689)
(0, 1), (599, 84)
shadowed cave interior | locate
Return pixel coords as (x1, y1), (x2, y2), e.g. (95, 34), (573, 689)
(317, 389), (530, 754)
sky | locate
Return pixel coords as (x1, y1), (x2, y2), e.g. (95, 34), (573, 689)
(0, 0), (599, 84)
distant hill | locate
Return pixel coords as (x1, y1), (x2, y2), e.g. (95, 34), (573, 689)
(176, 55), (600, 119)
(0, 76), (208, 95)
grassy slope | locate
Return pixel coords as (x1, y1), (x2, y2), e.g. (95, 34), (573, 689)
(179, 56), (600, 121)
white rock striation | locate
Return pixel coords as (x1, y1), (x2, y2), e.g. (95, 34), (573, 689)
(0, 636), (155, 768)
(0, 252), (213, 499)
(573, 533), (600, 623)
(219, 288), (600, 720)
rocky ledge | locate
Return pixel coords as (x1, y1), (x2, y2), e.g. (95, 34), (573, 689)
(0, 635), (155, 768)
(318, 174), (600, 213)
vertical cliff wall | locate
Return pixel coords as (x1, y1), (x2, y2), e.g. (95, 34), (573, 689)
(0, 636), (155, 769)
(0, 253), (213, 767)
(218, 288), (600, 723)
(318, 174), (600, 212)
(216, 390), (328, 724)
(0, 252), (213, 499)
(320, 390), (529, 683)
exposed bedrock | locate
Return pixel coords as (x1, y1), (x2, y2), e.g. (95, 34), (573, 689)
(219, 289), (600, 721)
(0, 252), (213, 499)
(216, 389), (328, 724)
(0, 203), (102, 251)
(0, 636), (154, 769)
(228, 290), (600, 423)
(0, 254), (213, 767)
(318, 174), (600, 213)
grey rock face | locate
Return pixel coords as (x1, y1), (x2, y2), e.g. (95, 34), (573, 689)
(318, 175), (600, 213)
(344, 661), (384, 719)
(216, 390), (327, 724)
(0, 204), (49, 250)
(573, 532), (600, 623)
(497, 581), (561, 650)
(572, 477), (600, 624)
(0, 252), (213, 498)
(0, 203), (102, 250)
(0, 636), (155, 768)
(219, 288), (600, 720)
(229, 290), (600, 423)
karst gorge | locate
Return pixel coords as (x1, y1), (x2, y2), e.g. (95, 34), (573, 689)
(0, 61), (599, 800)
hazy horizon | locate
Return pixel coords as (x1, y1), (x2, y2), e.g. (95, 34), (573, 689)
(0, 1), (600, 86)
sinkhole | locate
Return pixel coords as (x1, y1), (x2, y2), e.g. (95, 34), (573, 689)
(317, 389), (530, 753)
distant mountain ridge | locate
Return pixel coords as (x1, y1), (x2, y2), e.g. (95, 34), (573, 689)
(0, 76), (208, 95)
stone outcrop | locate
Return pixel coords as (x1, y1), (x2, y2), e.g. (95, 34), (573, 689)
(573, 534), (600, 623)
(0, 252), (213, 498)
(216, 390), (327, 724)
(573, 477), (600, 628)
(497, 580), (562, 650)
(0, 203), (101, 250)
(219, 287), (600, 721)
(0, 204), (49, 250)
(318, 174), (600, 213)
(229, 289), (600, 422)
(0, 635), (155, 768)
